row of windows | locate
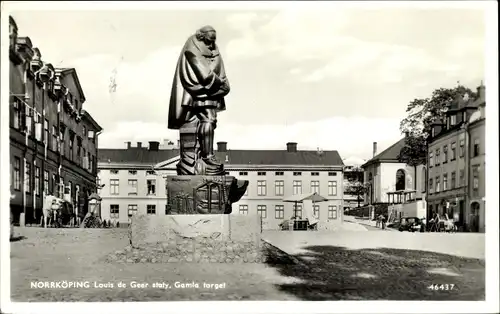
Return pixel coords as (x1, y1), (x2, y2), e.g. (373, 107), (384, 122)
(238, 204), (339, 220)
(11, 156), (85, 201)
(255, 180), (337, 196)
(239, 171), (338, 176)
(109, 204), (158, 220)
(109, 179), (159, 196)
(108, 170), (156, 176)
(429, 138), (480, 167)
(12, 100), (96, 172)
(428, 170), (465, 194)
(106, 170), (338, 177)
(107, 178), (338, 197)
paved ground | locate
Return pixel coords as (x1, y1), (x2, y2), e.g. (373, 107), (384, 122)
(10, 226), (485, 301)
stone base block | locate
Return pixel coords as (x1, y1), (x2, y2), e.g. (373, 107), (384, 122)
(130, 213), (261, 244)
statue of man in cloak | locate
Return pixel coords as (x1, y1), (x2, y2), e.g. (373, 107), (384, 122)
(168, 26), (230, 174)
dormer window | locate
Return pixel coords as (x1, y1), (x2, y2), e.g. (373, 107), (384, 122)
(450, 114), (456, 126)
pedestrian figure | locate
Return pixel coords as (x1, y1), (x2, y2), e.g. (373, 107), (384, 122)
(381, 215), (387, 230)
(420, 217), (426, 232)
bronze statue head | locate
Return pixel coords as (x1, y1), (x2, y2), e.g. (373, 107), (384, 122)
(195, 25), (217, 45)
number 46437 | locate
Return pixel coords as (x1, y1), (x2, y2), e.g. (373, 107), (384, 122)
(428, 284), (455, 291)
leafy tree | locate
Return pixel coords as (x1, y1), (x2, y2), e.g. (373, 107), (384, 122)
(345, 180), (370, 208)
(398, 84), (477, 166)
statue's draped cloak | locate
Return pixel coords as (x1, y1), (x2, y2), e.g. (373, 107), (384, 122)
(168, 35), (229, 130)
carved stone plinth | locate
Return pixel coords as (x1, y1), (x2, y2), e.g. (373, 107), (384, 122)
(166, 175), (248, 215)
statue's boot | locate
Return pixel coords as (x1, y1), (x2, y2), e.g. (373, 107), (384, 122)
(203, 155), (224, 175)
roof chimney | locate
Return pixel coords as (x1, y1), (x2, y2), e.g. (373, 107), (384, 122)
(477, 81), (485, 103)
(137, 142), (142, 148)
(217, 141), (227, 152)
(286, 142), (297, 153)
(149, 141), (159, 151)
(373, 142), (378, 157)
(125, 141), (131, 149)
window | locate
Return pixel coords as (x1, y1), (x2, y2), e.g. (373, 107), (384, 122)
(328, 181), (337, 196)
(443, 173), (448, 191)
(110, 205), (119, 219)
(239, 205), (248, 215)
(429, 152), (434, 167)
(313, 204), (320, 218)
(274, 180), (284, 196)
(310, 180), (320, 194)
(25, 162), (31, 194)
(473, 138), (480, 157)
(110, 170), (119, 175)
(443, 145), (448, 163)
(451, 172), (456, 189)
(328, 172), (337, 176)
(257, 172), (266, 176)
(239, 172), (248, 176)
(44, 119), (49, 144)
(459, 169), (465, 187)
(293, 180), (302, 195)
(13, 99), (21, 129)
(25, 106), (32, 135)
(59, 126), (65, 155)
(147, 179), (156, 195)
(146, 170), (155, 176)
(52, 126), (58, 151)
(253, 180), (265, 196)
(257, 205), (267, 218)
(35, 166), (40, 196)
(13, 157), (21, 191)
(275, 172), (284, 176)
(435, 176), (440, 193)
(128, 179), (138, 195)
(396, 169), (406, 191)
(43, 170), (49, 194)
(450, 114), (456, 126)
(459, 140), (465, 158)
(429, 178), (433, 193)
(110, 179), (119, 195)
(293, 204), (302, 219)
(128, 170), (137, 175)
(328, 205), (337, 219)
(69, 133), (74, 161)
(435, 149), (440, 165)
(127, 204), (138, 220)
(147, 205), (156, 215)
(275, 205), (284, 219)
(293, 172), (302, 176)
(451, 142), (456, 160)
(311, 172), (319, 176)
(472, 166), (480, 190)
(224, 171), (230, 176)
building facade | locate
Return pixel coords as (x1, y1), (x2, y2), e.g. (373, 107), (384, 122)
(427, 83), (486, 232)
(362, 140), (426, 205)
(9, 16), (102, 225)
(100, 141), (345, 230)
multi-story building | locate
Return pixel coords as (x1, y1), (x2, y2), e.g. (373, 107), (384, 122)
(100, 141), (345, 230)
(343, 165), (365, 210)
(427, 82), (485, 232)
(98, 141), (179, 226)
(9, 16), (102, 225)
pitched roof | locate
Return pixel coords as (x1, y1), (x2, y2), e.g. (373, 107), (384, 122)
(362, 138), (405, 168)
(98, 148), (180, 165)
(98, 148), (344, 167)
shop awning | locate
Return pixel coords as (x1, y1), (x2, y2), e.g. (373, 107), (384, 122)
(283, 192), (328, 203)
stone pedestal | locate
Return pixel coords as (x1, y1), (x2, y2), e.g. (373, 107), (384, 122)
(129, 214), (264, 263)
(166, 175), (248, 214)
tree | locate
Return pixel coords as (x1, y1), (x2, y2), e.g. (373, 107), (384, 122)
(398, 84), (477, 166)
(345, 181), (370, 208)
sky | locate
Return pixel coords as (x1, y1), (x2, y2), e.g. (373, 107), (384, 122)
(7, 2), (486, 165)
